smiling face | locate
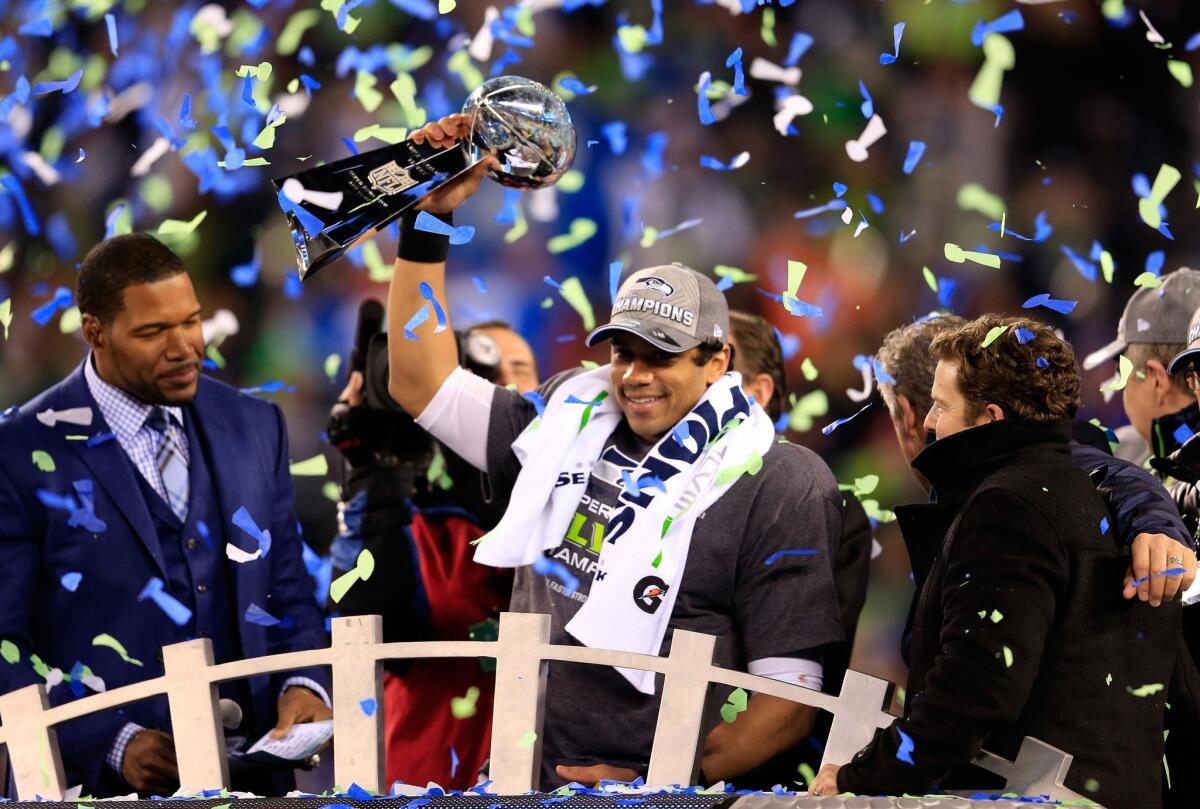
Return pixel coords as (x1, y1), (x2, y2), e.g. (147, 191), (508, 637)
(83, 273), (205, 405)
(609, 332), (730, 442)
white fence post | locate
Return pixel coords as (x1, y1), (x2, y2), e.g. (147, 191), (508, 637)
(488, 612), (551, 794)
(0, 684), (67, 800)
(645, 630), (718, 787)
(820, 669), (896, 767)
(331, 615), (384, 793)
(162, 638), (228, 794)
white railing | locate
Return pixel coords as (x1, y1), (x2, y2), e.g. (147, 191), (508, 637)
(0, 613), (1088, 802)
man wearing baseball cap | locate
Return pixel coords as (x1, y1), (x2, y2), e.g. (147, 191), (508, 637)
(381, 114), (844, 790)
(1083, 269), (1200, 464)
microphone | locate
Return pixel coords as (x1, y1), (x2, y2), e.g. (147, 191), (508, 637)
(219, 697), (243, 730)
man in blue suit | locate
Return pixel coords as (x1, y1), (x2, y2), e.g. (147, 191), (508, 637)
(0, 234), (331, 796)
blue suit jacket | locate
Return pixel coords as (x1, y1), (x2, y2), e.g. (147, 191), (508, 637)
(0, 364), (329, 793)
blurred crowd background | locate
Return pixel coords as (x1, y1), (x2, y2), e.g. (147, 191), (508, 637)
(2, 0), (1200, 691)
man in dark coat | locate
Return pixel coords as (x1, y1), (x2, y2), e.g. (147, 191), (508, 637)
(812, 315), (1179, 809)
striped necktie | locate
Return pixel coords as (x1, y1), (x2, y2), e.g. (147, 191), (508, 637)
(147, 407), (189, 522)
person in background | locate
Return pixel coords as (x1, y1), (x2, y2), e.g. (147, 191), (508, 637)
(724, 309), (873, 788)
(0, 234), (330, 797)
(329, 320), (538, 789)
(812, 315), (1180, 809)
(1082, 269), (1200, 468)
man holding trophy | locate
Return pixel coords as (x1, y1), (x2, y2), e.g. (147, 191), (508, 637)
(326, 94), (847, 787)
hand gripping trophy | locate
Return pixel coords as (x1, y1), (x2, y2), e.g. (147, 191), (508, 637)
(273, 75), (577, 279)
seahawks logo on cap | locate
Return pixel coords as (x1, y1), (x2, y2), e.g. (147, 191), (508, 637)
(632, 276), (675, 297)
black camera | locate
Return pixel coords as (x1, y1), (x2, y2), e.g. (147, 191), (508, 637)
(328, 298), (502, 470)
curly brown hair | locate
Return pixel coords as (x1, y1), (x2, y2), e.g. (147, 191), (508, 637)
(929, 314), (1081, 423)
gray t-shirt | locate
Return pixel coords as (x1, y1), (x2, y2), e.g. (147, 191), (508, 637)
(485, 373), (845, 787)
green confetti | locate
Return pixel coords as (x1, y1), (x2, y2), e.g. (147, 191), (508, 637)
(157, 210), (207, 236)
(714, 265), (758, 284)
(1134, 271), (1163, 289)
(556, 169), (585, 193)
(796, 762), (815, 788)
(1127, 682), (1165, 697)
(324, 354), (342, 382)
(140, 176), (174, 213)
(322, 481), (340, 502)
(957, 182), (1007, 220)
(450, 685), (480, 719)
(517, 730), (538, 748)
(353, 124), (408, 145)
(0, 298), (10, 340)
(788, 389), (829, 432)
(1100, 355), (1134, 392)
(921, 266), (938, 293)
(1002, 645), (1013, 668)
(661, 516), (674, 538)
(277, 9), (321, 56)
(968, 34), (1014, 111)
(504, 205), (528, 243)
(557, 276), (596, 330)
(0, 640), (19, 664)
(31, 451), (55, 472)
(945, 242), (1001, 269)
(580, 360), (599, 370)
(389, 73), (427, 128)
(0, 243), (14, 273)
(362, 239), (393, 283)
(234, 61), (272, 80)
(59, 306), (81, 334)
(1106, 673), (1113, 686)
(616, 24), (648, 54)
(981, 325), (1009, 348)
(354, 71), (383, 113)
(1168, 60), (1194, 88)
(1139, 163), (1181, 229)
(852, 475), (879, 497)
(800, 358), (819, 381)
(329, 549), (376, 603)
(786, 260), (807, 298)
(252, 115), (286, 150)
(92, 633), (143, 667)
(1099, 249), (1115, 284)
(760, 6), (776, 46)
(989, 609), (1004, 623)
(1084, 778), (1100, 793)
(717, 449), (763, 486)
(720, 687), (748, 723)
(547, 218), (598, 254)
(447, 49), (483, 92)
(289, 455), (329, 476)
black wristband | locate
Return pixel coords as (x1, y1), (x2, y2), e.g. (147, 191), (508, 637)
(397, 210), (453, 264)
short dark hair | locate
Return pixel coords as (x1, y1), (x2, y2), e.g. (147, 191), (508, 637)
(1125, 342), (1191, 395)
(692, 338), (729, 369)
(929, 314), (1081, 423)
(729, 311), (786, 420)
(77, 233), (186, 324)
(877, 315), (966, 419)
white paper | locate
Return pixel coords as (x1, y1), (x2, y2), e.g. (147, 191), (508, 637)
(1183, 576), (1200, 606)
(245, 720), (332, 761)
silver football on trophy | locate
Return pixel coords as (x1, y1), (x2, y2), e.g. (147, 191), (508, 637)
(463, 76), (576, 189)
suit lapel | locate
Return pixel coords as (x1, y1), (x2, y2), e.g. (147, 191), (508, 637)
(58, 365), (168, 579)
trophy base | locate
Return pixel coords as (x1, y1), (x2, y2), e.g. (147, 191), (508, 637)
(273, 141), (479, 281)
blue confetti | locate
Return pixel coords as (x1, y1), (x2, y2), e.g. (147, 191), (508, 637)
(897, 728), (915, 765)
(609, 260), (623, 304)
(523, 391), (547, 417)
(902, 140), (926, 174)
(764, 549), (819, 566)
(450, 745), (460, 778)
(564, 394), (604, 406)
(232, 506), (272, 557)
(229, 256), (261, 288)
(1035, 356), (1049, 369)
(1174, 423), (1195, 447)
(244, 602), (287, 627)
(858, 79), (873, 119)
(30, 287), (73, 326)
(104, 12), (119, 57)
(559, 76), (594, 96)
(138, 577), (193, 626)
(972, 9), (1024, 48)
(1146, 250), (1165, 276)
(821, 402), (873, 436)
(1, 174), (40, 235)
(1022, 294), (1077, 315)
(601, 121), (628, 155)
(359, 697), (377, 717)
(533, 555), (580, 596)
(1015, 327), (1036, 344)
(725, 47), (747, 96)
(32, 68), (83, 95)
(39, 485), (81, 511)
(880, 21), (905, 65)
(1129, 567), (1188, 589)
(61, 572), (82, 592)
(1100, 517), (1110, 535)
(697, 72), (716, 125)
(785, 32), (814, 66)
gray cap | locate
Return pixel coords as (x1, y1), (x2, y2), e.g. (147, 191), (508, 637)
(1169, 306), (1200, 374)
(1082, 268), (1200, 371)
(586, 263), (729, 353)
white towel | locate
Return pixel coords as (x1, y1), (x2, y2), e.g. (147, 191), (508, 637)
(474, 366), (777, 694)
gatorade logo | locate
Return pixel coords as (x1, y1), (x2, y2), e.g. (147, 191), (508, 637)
(633, 575), (670, 614)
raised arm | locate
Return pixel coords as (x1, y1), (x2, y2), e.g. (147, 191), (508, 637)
(386, 114), (498, 416)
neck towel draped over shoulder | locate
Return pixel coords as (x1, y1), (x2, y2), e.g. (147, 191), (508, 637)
(473, 364), (777, 694)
